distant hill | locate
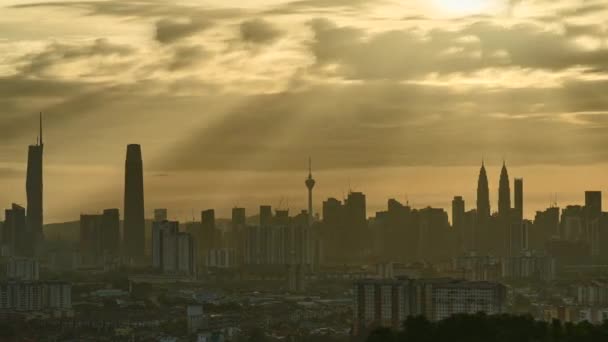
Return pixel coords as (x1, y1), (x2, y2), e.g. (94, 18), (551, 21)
(44, 221), (79, 242)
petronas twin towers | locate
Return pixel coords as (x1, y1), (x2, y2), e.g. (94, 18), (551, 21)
(475, 160), (524, 256)
(476, 160), (513, 221)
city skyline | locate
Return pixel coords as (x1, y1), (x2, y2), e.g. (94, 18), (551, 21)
(2, 125), (606, 224)
(1, 0), (608, 222)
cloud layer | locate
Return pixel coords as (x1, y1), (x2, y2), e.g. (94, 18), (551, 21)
(2, 0), (608, 221)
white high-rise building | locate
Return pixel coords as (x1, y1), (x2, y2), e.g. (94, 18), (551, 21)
(152, 220), (196, 276)
(7, 257), (39, 281)
(0, 281), (71, 312)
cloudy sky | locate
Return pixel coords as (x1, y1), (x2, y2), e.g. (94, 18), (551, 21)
(1, 0), (608, 222)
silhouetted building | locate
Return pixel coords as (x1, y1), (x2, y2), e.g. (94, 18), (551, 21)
(154, 208), (168, 222)
(260, 205), (273, 226)
(498, 162), (511, 218)
(452, 196), (465, 251)
(102, 209), (120, 258)
(274, 209), (289, 226)
(561, 205), (585, 241)
(6, 257), (40, 281)
(345, 192), (367, 257)
(497, 162), (512, 256)
(25, 114), (44, 256)
(80, 210), (120, 265)
(418, 207), (452, 260)
(584, 191), (602, 257)
(305, 158), (316, 226)
(463, 209), (478, 252)
(152, 220), (179, 270)
(201, 209), (217, 255)
(502, 251), (556, 281)
(80, 214), (103, 266)
(231, 207), (246, 227)
(151, 220), (195, 275)
(177, 232), (196, 275)
(353, 278), (506, 335)
(531, 206), (560, 251)
(123, 144), (145, 263)
(3, 204), (27, 257)
(0, 281), (71, 312)
(476, 161), (491, 224)
(514, 178), (523, 221)
(585, 191), (602, 219)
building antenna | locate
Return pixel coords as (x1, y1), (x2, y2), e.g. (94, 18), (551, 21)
(39, 112), (43, 146)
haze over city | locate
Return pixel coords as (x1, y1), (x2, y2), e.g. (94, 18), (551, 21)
(4, 1), (608, 341)
(2, 0), (608, 222)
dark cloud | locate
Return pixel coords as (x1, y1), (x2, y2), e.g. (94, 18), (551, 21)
(308, 18), (608, 80)
(18, 38), (135, 77)
(167, 45), (208, 70)
(155, 18), (211, 44)
(239, 19), (282, 44)
(266, 0), (373, 14)
(11, 0), (244, 20)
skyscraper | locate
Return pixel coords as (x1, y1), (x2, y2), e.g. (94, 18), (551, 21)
(305, 158), (316, 226)
(79, 214), (103, 266)
(102, 209), (120, 258)
(26, 113), (44, 256)
(201, 209), (217, 254)
(514, 178), (524, 221)
(123, 144), (145, 263)
(231, 208), (246, 228)
(452, 196), (465, 230)
(452, 196), (465, 252)
(260, 205), (273, 226)
(4, 204), (26, 256)
(585, 191), (602, 220)
(476, 161), (490, 224)
(498, 162), (511, 217)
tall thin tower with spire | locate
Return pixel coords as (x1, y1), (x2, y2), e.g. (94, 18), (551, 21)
(476, 160), (490, 223)
(498, 161), (511, 217)
(305, 158), (316, 226)
(25, 113), (44, 256)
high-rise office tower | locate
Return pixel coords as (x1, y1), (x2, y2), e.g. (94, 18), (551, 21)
(201, 209), (216, 252)
(476, 161), (490, 224)
(585, 191), (602, 219)
(452, 196), (465, 252)
(305, 158), (316, 226)
(4, 204), (26, 256)
(80, 214), (103, 266)
(513, 178), (523, 221)
(345, 192), (367, 255)
(231, 208), (246, 227)
(498, 162), (512, 256)
(514, 178), (523, 221)
(345, 192), (366, 225)
(452, 196), (465, 230)
(260, 205), (273, 226)
(498, 162), (511, 217)
(26, 113), (44, 256)
(584, 191), (602, 257)
(123, 144), (145, 262)
(102, 209), (120, 257)
(152, 220), (178, 271)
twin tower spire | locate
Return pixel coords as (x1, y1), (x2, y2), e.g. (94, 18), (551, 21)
(476, 160), (512, 220)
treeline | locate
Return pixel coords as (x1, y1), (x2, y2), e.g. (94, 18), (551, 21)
(364, 314), (608, 342)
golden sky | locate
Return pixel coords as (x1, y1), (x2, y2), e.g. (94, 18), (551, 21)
(1, 0), (608, 222)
